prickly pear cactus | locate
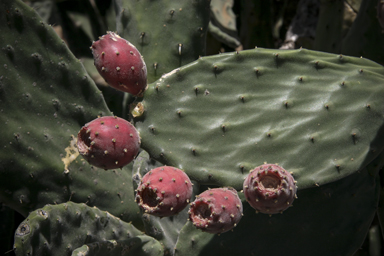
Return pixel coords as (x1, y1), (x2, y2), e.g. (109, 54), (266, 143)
(13, 202), (150, 256)
(132, 48), (384, 255)
(133, 48), (384, 189)
(3, 0), (384, 255)
(0, 0), (141, 226)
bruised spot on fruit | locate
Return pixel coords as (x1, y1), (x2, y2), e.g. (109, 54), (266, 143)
(139, 187), (159, 207)
(190, 202), (211, 222)
(259, 174), (281, 190)
(77, 128), (92, 155)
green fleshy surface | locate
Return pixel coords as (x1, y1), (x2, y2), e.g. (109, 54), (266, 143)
(71, 237), (164, 256)
(134, 48), (384, 190)
(13, 202), (144, 256)
(0, 0), (141, 226)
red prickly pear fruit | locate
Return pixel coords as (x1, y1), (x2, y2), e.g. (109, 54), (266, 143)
(243, 164), (297, 215)
(77, 116), (140, 170)
(135, 166), (193, 217)
(91, 31), (147, 96)
(188, 187), (243, 234)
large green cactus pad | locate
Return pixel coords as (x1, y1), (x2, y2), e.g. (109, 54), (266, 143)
(133, 48), (384, 189)
(0, 0), (141, 226)
(13, 202), (145, 256)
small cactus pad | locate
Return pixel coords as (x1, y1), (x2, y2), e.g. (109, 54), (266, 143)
(13, 202), (144, 256)
(243, 164), (297, 214)
(92, 31), (147, 95)
(133, 48), (384, 189)
(188, 187), (243, 234)
(136, 166), (193, 217)
(77, 116), (141, 169)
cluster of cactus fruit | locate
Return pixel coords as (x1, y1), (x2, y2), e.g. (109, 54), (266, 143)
(82, 32), (298, 234)
(2, 0), (384, 255)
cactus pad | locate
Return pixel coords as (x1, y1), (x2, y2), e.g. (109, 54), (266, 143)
(13, 202), (145, 256)
(0, 0), (141, 226)
(133, 48), (384, 189)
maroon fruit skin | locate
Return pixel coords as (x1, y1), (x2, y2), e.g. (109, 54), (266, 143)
(91, 31), (147, 95)
(243, 164), (297, 214)
(189, 187), (243, 234)
(77, 116), (140, 170)
(135, 166), (193, 217)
